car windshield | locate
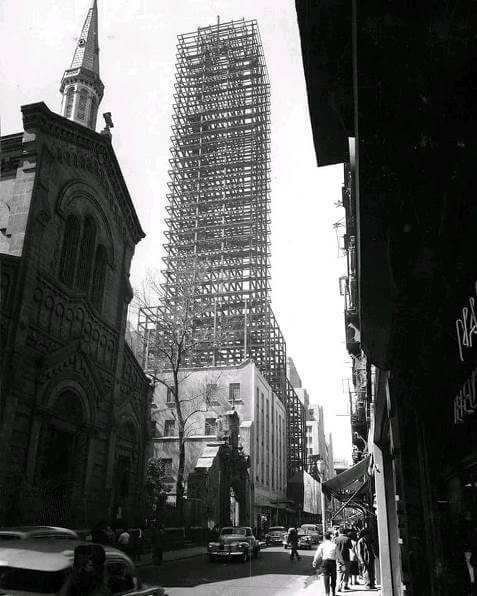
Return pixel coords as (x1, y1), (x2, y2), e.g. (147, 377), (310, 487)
(0, 566), (70, 593)
(221, 528), (246, 535)
(269, 527), (285, 532)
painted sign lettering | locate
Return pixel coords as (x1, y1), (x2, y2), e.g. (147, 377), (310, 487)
(456, 283), (477, 361)
(454, 367), (477, 423)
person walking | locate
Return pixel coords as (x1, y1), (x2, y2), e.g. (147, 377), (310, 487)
(313, 531), (344, 596)
(288, 526), (301, 561)
(151, 523), (167, 566)
(334, 526), (353, 591)
(357, 528), (376, 589)
(348, 530), (360, 585)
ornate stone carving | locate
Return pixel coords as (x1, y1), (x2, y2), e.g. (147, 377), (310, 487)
(38, 350), (103, 409)
(21, 103), (144, 245)
(32, 273), (117, 370)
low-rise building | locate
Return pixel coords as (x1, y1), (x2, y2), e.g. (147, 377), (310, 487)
(151, 359), (287, 526)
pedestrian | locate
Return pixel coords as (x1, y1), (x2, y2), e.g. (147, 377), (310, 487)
(91, 521), (111, 546)
(357, 528), (376, 589)
(209, 524), (220, 542)
(312, 531), (344, 596)
(152, 523), (167, 565)
(116, 527), (131, 557)
(288, 526), (301, 561)
(347, 530), (360, 585)
(334, 525), (353, 591)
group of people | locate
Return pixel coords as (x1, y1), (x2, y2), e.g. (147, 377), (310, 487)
(90, 520), (168, 565)
(90, 522), (144, 561)
(312, 526), (376, 596)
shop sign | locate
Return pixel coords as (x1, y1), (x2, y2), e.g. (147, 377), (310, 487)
(454, 368), (477, 423)
(456, 285), (477, 362)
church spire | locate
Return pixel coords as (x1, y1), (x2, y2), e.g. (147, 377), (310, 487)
(60, 0), (104, 131)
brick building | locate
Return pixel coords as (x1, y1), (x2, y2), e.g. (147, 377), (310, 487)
(0, 1), (151, 527)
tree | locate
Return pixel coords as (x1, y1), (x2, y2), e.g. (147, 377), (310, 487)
(144, 457), (169, 521)
(134, 258), (233, 520)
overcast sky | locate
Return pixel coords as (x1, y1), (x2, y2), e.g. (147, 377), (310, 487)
(1, 0), (352, 463)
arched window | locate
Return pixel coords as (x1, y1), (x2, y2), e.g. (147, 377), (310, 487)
(59, 214), (80, 287)
(76, 216), (96, 291)
(91, 244), (107, 310)
(64, 87), (75, 118)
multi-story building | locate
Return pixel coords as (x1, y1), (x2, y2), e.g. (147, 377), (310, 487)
(297, 2), (477, 593)
(0, 1), (151, 527)
(306, 405), (328, 478)
(139, 18), (306, 485)
(151, 360), (287, 525)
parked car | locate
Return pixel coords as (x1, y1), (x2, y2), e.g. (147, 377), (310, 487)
(299, 524), (321, 544)
(0, 526), (80, 541)
(208, 526), (260, 562)
(0, 539), (163, 595)
(265, 526), (287, 546)
(297, 533), (313, 550)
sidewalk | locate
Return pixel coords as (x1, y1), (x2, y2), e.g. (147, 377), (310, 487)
(136, 545), (205, 566)
(335, 587), (381, 596)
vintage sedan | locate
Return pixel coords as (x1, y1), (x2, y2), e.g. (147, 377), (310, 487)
(0, 539), (163, 595)
(265, 526), (287, 546)
(297, 533), (313, 550)
(300, 524), (322, 544)
(208, 526), (260, 562)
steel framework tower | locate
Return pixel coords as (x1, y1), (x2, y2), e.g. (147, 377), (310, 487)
(140, 19), (288, 400)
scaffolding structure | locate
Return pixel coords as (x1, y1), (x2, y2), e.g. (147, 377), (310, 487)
(138, 18), (289, 400)
(286, 380), (307, 476)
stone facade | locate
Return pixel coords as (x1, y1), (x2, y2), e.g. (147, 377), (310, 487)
(0, 102), (151, 528)
(188, 411), (251, 528)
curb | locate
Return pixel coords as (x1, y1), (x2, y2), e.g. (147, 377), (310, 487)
(136, 551), (206, 567)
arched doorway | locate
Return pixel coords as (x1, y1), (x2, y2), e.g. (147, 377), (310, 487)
(112, 420), (139, 526)
(33, 390), (89, 525)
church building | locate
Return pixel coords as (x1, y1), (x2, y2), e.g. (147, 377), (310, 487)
(0, 0), (151, 527)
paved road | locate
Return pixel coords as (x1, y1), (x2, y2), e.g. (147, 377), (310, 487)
(139, 546), (380, 596)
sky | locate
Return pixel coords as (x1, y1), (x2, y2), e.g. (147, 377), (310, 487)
(0, 0), (352, 463)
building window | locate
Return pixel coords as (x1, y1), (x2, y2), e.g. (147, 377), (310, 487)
(166, 388), (174, 404)
(90, 244), (107, 310)
(160, 458), (173, 478)
(77, 88), (88, 121)
(76, 216), (96, 291)
(164, 420), (175, 437)
(59, 214), (80, 287)
(205, 383), (218, 405)
(65, 87), (75, 118)
(229, 383), (240, 403)
(88, 95), (97, 128)
(205, 418), (216, 436)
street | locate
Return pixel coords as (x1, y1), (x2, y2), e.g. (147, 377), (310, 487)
(139, 546), (381, 596)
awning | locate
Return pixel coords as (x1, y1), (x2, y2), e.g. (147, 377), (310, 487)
(322, 455), (371, 500)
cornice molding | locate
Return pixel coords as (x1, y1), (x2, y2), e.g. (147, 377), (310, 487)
(21, 102), (145, 245)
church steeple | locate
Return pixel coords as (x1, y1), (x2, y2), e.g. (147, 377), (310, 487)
(60, 0), (104, 130)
